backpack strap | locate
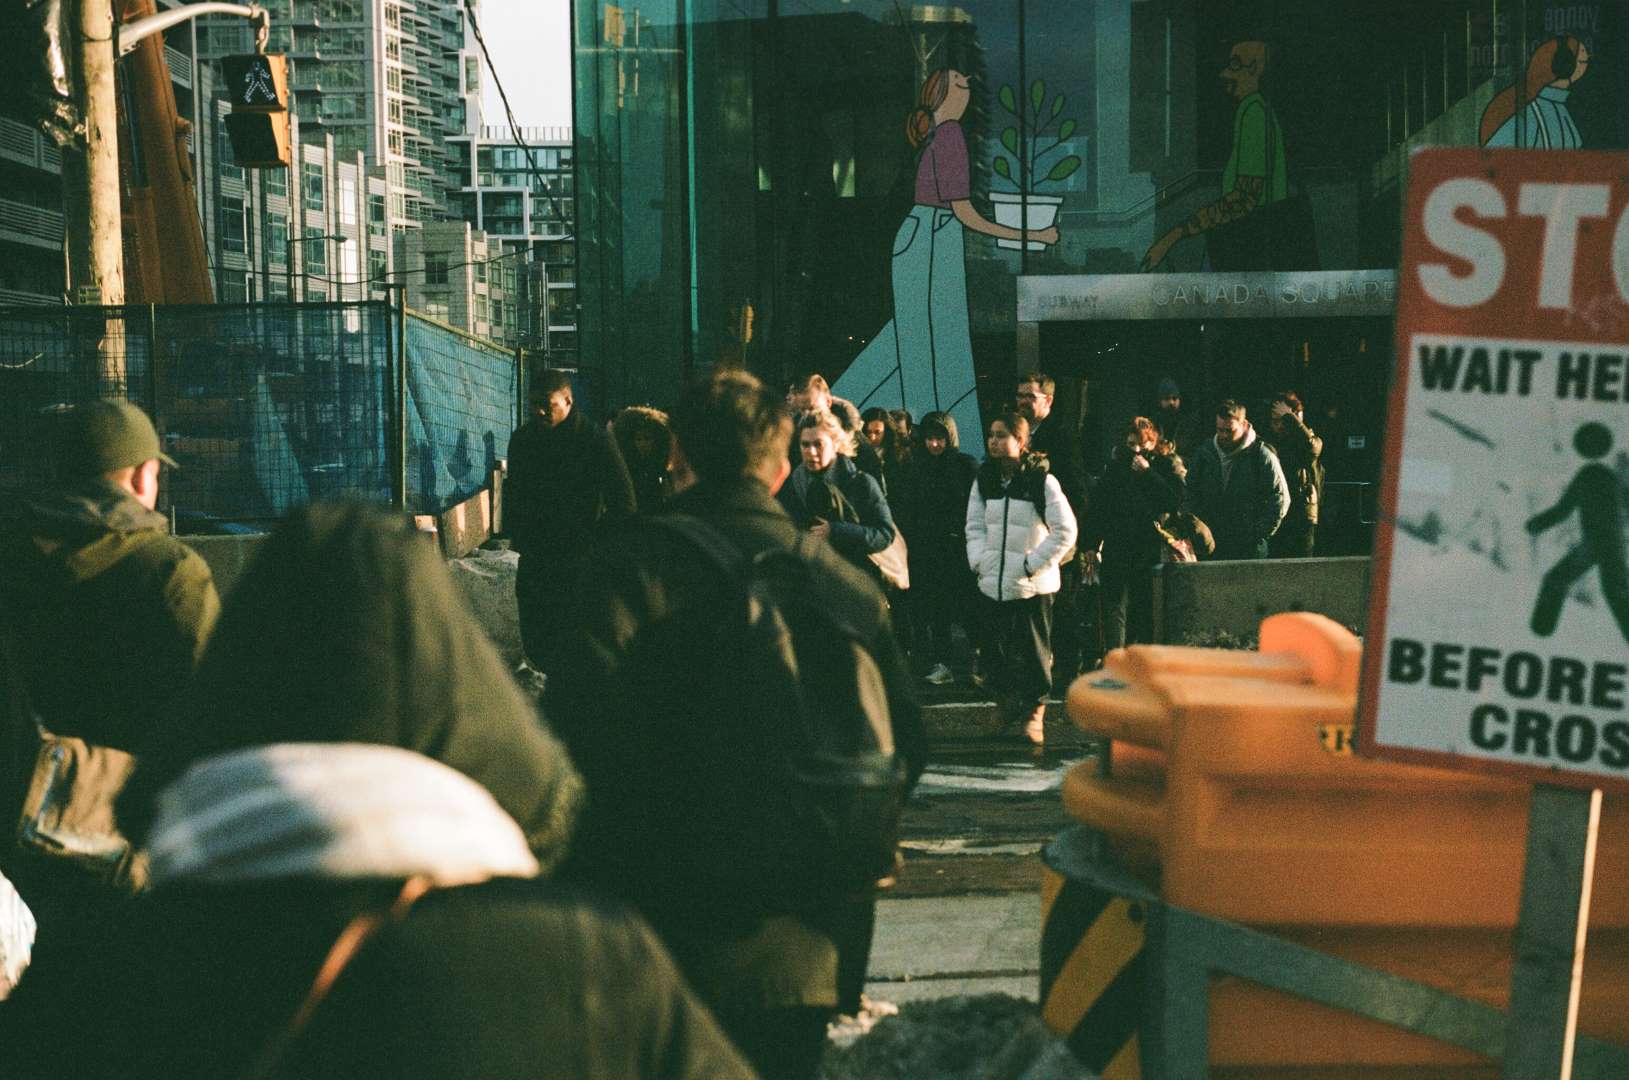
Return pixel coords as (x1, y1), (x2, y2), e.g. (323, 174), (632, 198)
(241, 876), (433, 1080)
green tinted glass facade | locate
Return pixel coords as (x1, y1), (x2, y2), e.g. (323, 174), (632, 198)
(573, 0), (1625, 543)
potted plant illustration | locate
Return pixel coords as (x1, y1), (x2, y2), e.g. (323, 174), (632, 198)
(990, 78), (1083, 251)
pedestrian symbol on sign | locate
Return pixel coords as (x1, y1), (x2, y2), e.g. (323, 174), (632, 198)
(242, 63), (276, 106)
(1526, 422), (1629, 645)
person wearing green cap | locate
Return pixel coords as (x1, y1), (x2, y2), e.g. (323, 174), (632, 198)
(0, 399), (220, 951)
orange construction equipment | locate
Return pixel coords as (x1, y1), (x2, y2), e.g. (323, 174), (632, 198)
(1046, 611), (1629, 1075)
(116, 0), (214, 304)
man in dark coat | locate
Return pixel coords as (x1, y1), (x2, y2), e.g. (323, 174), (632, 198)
(548, 369), (926, 1080)
(0, 400), (220, 952)
(506, 370), (636, 673)
(1016, 373), (1088, 691)
(1185, 399), (1291, 560)
(1265, 389), (1324, 558)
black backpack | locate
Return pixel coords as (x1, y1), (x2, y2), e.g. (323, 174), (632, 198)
(639, 514), (906, 901)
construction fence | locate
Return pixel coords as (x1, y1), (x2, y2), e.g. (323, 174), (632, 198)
(0, 300), (520, 528)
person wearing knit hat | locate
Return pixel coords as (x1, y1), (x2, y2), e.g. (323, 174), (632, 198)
(0, 398), (219, 956)
(1153, 375), (1203, 461)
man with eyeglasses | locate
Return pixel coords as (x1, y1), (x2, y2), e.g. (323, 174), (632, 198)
(1142, 38), (1289, 271)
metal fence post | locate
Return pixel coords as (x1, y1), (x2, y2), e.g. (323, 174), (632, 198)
(515, 345), (524, 434)
(395, 287), (408, 512)
(145, 302), (160, 426)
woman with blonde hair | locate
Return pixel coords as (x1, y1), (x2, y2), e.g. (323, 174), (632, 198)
(778, 408), (895, 576)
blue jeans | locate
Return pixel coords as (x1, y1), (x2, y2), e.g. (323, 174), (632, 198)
(833, 206), (982, 444)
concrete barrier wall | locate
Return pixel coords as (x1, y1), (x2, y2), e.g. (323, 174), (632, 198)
(1152, 557), (1370, 644)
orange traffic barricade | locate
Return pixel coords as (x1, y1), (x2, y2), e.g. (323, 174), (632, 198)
(1040, 611), (1629, 1077)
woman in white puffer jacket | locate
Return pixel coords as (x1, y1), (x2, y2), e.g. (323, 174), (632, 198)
(965, 410), (1078, 746)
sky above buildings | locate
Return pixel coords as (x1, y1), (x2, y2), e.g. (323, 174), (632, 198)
(479, 0), (572, 130)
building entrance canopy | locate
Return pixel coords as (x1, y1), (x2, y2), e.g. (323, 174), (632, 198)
(1018, 270), (1398, 323)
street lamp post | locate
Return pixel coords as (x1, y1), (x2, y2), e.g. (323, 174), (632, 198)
(286, 233), (350, 302)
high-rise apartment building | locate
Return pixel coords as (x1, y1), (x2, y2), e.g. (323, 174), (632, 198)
(445, 125), (575, 359)
(198, 0), (483, 231)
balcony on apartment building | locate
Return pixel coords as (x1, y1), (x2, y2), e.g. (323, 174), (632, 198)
(0, 117), (63, 174)
(164, 44), (193, 88)
(0, 198), (65, 251)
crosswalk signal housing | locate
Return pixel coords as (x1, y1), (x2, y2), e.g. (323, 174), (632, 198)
(223, 54), (291, 169)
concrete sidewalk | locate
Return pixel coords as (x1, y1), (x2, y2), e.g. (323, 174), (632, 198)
(866, 892), (1042, 1005)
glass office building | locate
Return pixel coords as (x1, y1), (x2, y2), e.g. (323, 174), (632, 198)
(573, 0), (1627, 549)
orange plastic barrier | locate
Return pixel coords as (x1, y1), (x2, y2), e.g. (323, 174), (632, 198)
(1060, 611), (1629, 1071)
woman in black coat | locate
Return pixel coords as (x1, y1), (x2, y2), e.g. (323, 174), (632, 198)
(0, 502), (755, 1080)
(904, 411), (978, 684)
(778, 408), (896, 576)
(1080, 416), (1186, 649)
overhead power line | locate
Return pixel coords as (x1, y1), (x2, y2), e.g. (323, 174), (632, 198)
(462, 0), (571, 234)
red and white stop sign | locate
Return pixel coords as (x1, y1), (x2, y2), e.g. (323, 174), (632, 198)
(1360, 148), (1629, 790)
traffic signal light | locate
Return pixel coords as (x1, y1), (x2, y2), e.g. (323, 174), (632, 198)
(222, 54), (290, 168)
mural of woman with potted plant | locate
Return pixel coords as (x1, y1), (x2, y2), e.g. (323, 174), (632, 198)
(834, 69), (1060, 451)
(989, 77), (1083, 251)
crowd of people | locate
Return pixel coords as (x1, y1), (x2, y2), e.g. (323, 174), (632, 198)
(509, 367), (1324, 743)
(0, 364), (1323, 1079)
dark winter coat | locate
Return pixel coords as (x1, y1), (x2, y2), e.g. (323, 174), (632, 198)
(778, 455), (896, 571)
(0, 874), (751, 1080)
(545, 476), (925, 1012)
(0, 480), (220, 752)
(1026, 414), (1089, 528)
(906, 448), (978, 564)
(1, 780), (746, 1080)
(1082, 449), (1186, 577)
(114, 501), (583, 867)
(507, 408), (637, 561)
(1266, 415), (1324, 527)
(1184, 430), (1292, 560)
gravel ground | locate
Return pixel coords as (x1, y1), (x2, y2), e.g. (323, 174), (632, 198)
(818, 995), (1095, 1080)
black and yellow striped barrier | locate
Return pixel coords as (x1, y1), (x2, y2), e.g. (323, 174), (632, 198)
(1039, 824), (1629, 1079)
(1039, 865), (1144, 1079)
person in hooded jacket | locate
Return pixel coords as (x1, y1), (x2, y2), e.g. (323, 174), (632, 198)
(778, 408), (896, 576)
(612, 405), (676, 514)
(0, 501), (753, 1080)
(904, 411), (978, 685)
(966, 412), (1078, 746)
(0, 400), (220, 957)
(1080, 417), (1186, 650)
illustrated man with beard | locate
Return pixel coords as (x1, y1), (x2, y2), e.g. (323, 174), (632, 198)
(1142, 39), (1290, 271)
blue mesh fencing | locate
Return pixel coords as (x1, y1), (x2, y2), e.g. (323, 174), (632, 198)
(404, 315), (518, 515)
(0, 301), (519, 527)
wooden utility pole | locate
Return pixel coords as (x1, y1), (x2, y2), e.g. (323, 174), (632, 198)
(62, 0), (126, 391)
(64, 0), (126, 311)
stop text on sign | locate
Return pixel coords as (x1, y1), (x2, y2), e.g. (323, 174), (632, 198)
(1418, 178), (1629, 310)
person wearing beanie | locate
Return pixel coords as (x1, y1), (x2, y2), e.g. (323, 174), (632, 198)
(0, 399), (220, 955)
(1152, 376), (1203, 462)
